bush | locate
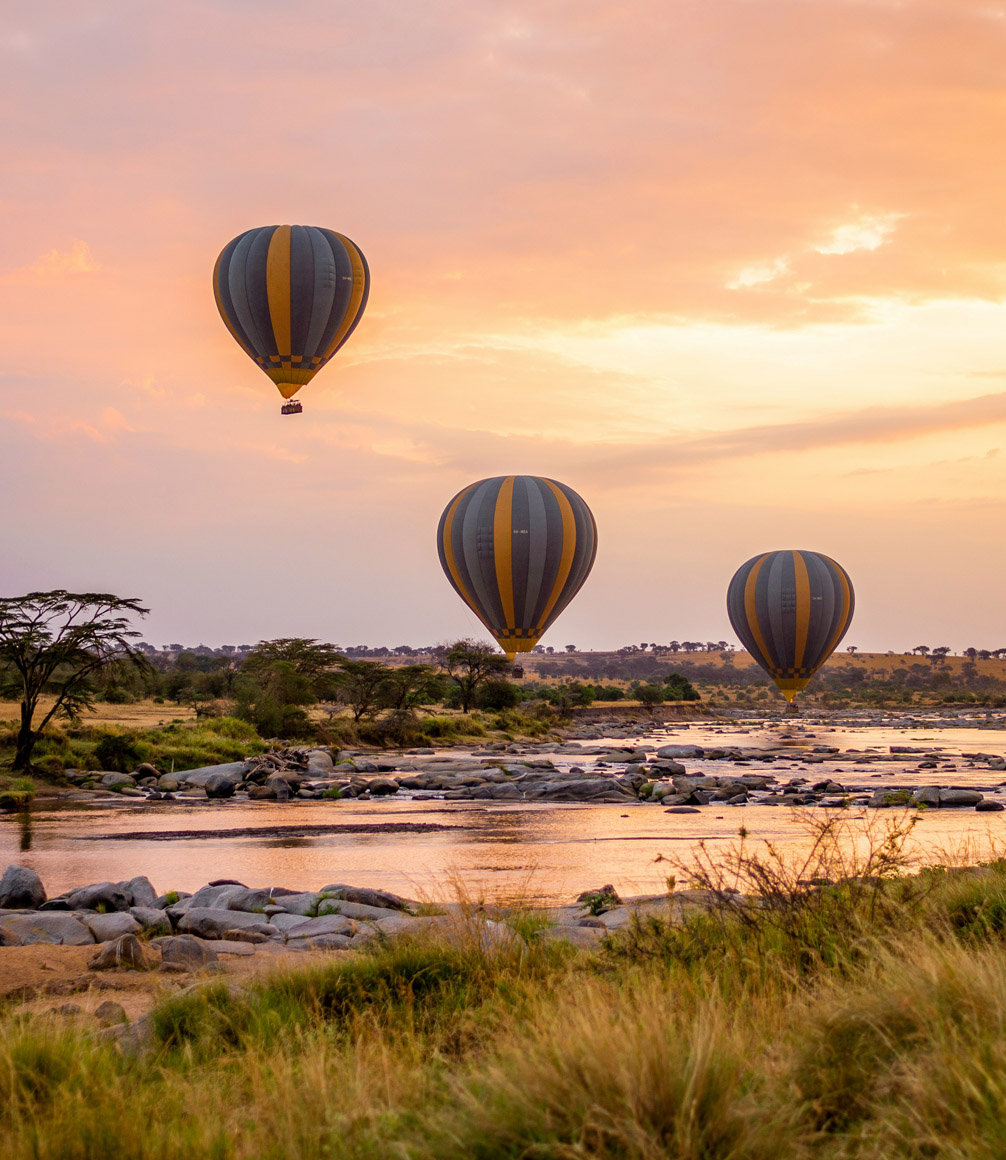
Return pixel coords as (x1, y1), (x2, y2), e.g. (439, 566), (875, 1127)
(92, 732), (144, 772)
(475, 680), (523, 711)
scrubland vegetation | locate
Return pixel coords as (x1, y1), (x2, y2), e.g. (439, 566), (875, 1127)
(7, 816), (1006, 1157)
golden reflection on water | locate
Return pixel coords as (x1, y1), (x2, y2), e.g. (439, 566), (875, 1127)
(2, 719), (1006, 905)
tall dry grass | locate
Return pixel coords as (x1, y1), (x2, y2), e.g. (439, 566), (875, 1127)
(8, 824), (1006, 1157)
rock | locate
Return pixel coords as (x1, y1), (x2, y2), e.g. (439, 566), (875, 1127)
(366, 777), (399, 795)
(282, 914), (358, 940)
(222, 929), (269, 943)
(119, 876), (157, 908)
(160, 934), (220, 967)
(911, 786), (941, 807)
(939, 789), (984, 807)
(66, 881), (131, 912)
(656, 745), (704, 759)
(204, 774), (236, 799)
(0, 864), (46, 909)
(976, 800), (1005, 812)
(87, 934), (149, 970)
(0, 912), (94, 945)
(248, 785), (277, 800)
(175, 761), (249, 788)
(100, 772), (136, 788)
(157, 776), (179, 791)
(83, 912), (142, 942)
(130, 906), (172, 934)
(665, 806), (701, 814)
(50, 1003), (83, 1016)
(265, 775), (291, 801)
(134, 763), (160, 779)
(317, 884), (412, 912)
(175, 907), (279, 939)
(287, 933), (355, 950)
(94, 1000), (128, 1026)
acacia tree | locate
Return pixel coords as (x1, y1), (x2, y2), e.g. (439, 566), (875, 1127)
(435, 639), (511, 713)
(0, 591), (150, 770)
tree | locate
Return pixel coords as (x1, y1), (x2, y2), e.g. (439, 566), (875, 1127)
(334, 659), (392, 722)
(234, 660), (315, 738)
(913, 645), (930, 657)
(0, 591), (150, 770)
(665, 672), (700, 701)
(377, 664), (444, 712)
(242, 638), (342, 699)
(846, 645), (858, 655)
(435, 640), (511, 713)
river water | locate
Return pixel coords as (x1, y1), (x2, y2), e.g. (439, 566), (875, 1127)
(5, 715), (1006, 905)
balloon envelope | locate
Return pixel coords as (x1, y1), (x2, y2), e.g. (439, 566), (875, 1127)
(213, 224), (369, 400)
(437, 475), (597, 658)
(726, 549), (854, 701)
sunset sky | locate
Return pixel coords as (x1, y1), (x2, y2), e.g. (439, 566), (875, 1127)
(3, 0), (1006, 652)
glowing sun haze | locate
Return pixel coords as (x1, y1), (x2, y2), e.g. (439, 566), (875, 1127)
(2, 0), (1006, 652)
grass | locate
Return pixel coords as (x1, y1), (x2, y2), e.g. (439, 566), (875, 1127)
(10, 823), (1006, 1156)
(0, 715), (265, 777)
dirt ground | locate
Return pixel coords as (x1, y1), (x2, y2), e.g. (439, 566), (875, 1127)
(0, 942), (339, 1023)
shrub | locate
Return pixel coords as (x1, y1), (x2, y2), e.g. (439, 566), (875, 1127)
(92, 732), (144, 772)
(475, 680), (523, 711)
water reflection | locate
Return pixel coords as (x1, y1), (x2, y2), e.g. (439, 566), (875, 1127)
(17, 809), (31, 852)
(4, 719), (1006, 903)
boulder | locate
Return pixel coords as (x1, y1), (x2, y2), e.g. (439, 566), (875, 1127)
(66, 881), (131, 912)
(366, 777), (399, 796)
(248, 785), (277, 800)
(939, 789), (984, 807)
(204, 774), (236, 799)
(160, 934), (219, 967)
(175, 761), (249, 788)
(265, 775), (291, 801)
(87, 933), (149, 971)
(222, 929), (269, 943)
(175, 907), (279, 939)
(911, 786), (941, 807)
(287, 933), (354, 950)
(120, 875), (157, 908)
(134, 763), (160, 779)
(0, 912), (94, 945)
(94, 1000), (129, 1026)
(84, 912), (142, 942)
(282, 914), (358, 940)
(977, 800), (1005, 812)
(0, 864), (46, 909)
(656, 744), (704, 759)
(665, 806), (701, 814)
(157, 776), (179, 792)
(130, 906), (172, 934)
(317, 885), (412, 912)
(100, 772), (136, 788)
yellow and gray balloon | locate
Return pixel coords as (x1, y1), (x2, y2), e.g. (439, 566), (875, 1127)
(437, 476), (597, 659)
(726, 549), (854, 701)
(213, 224), (369, 411)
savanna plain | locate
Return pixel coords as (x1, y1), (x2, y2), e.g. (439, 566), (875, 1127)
(6, 647), (1006, 1158)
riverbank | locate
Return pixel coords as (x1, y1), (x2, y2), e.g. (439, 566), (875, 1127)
(4, 826), (1006, 1158)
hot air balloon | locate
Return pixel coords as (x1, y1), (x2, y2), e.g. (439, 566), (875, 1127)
(213, 224), (369, 415)
(726, 549), (854, 702)
(437, 476), (597, 659)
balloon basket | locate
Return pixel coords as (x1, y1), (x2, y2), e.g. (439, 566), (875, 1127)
(280, 400), (303, 416)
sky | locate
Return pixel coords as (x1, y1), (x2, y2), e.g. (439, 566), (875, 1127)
(2, 0), (1006, 652)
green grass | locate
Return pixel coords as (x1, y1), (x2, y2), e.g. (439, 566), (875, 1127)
(14, 826), (1006, 1156)
(0, 716), (265, 775)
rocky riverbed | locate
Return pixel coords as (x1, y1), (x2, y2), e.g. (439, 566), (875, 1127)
(53, 719), (1006, 814)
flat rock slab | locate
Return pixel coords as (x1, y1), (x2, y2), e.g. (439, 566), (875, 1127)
(0, 913), (95, 946)
(175, 762), (250, 788)
(83, 912), (142, 942)
(174, 908), (278, 940)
